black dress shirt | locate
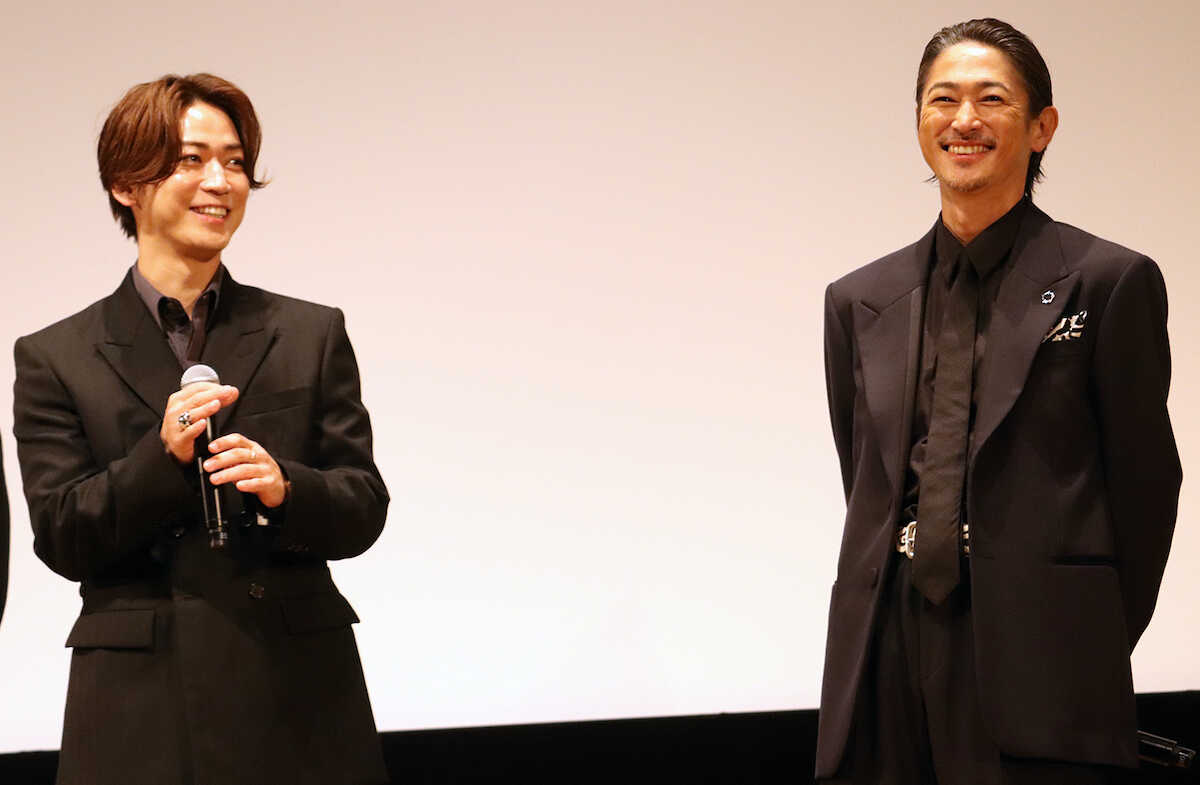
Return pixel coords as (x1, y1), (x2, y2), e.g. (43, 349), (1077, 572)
(901, 199), (1028, 523)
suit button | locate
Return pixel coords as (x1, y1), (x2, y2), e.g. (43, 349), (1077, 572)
(172, 526), (186, 539)
(248, 582), (266, 600)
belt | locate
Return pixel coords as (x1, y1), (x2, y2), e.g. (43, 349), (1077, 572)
(895, 520), (971, 559)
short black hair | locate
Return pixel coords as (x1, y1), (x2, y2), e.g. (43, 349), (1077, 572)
(916, 18), (1053, 198)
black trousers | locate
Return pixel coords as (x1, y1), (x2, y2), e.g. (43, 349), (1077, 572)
(823, 556), (1113, 785)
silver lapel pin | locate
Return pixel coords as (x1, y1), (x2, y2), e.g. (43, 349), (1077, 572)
(1041, 290), (1055, 304)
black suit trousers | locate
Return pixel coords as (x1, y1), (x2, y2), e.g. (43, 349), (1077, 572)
(823, 556), (1112, 785)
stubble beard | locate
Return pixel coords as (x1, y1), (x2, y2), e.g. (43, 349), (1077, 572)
(938, 170), (990, 194)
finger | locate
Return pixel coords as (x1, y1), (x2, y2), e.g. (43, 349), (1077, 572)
(173, 384), (237, 414)
(206, 434), (241, 454)
(169, 426), (208, 459)
(208, 434), (259, 455)
(235, 476), (278, 493)
(203, 446), (258, 473)
(165, 419), (210, 462)
(209, 462), (267, 486)
(171, 398), (222, 426)
(168, 381), (218, 408)
(178, 419), (209, 443)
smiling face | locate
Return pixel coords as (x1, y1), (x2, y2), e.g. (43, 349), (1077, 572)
(917, 41), (1056, 210)
(113, 101), (250, 265)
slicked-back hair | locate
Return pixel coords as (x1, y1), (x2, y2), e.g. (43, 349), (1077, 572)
(916, 18), (1053, 198)
(98, 73), (267, 239)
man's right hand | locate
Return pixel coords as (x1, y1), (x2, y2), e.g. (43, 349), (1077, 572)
(160, 383), (239, 464)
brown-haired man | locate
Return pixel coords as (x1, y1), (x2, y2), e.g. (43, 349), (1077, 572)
(13, 74), (389, 785)
(817, 18), (1180, 785)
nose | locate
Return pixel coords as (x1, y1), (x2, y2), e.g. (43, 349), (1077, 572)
(200, 159), (230, 193)
(951, 100), (982, 135)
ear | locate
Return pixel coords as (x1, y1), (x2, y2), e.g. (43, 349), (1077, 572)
(110, 185), (140, 209)
(1029, 105), (1059, 153)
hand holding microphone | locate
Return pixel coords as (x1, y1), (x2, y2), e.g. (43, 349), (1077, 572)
(161, 366), (238, 464)
(163, 364), (288, 507)
(163, 365), (239, 546)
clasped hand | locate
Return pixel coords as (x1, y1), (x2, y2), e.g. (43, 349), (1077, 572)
(159, 381), (288, 508)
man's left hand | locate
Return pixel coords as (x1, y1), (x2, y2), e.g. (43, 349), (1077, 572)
(203, 435), (288, 508)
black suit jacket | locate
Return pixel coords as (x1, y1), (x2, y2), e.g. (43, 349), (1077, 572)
(13, 271), (390, 785)
(816, 205), (1181, 776)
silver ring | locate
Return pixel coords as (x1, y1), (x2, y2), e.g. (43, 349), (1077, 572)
(177, 410), (192, 429)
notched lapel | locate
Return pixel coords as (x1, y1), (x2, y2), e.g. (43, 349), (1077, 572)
(203, 284), (277, 433)
(97, 278), (181, 418)
(972, 209), (1079, 460)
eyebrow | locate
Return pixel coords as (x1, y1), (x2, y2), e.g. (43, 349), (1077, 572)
(926, 79), (1011, 94)
(180, 140), (245, 152)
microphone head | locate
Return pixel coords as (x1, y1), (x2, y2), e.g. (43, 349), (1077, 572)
(181, 363), (220, 388)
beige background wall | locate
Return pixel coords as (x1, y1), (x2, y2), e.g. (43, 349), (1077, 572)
(0, 0), (1195, 752)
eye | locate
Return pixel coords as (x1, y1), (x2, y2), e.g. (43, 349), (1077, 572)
(227, 158), (245, 169)
(178, 154), (203, 165)
(930, 95), (955, 104)
(980, 95), (1003, 103)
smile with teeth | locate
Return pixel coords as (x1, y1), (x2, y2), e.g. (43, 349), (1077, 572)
(946, 144), (990, 155)
(193, 206), (229, 217)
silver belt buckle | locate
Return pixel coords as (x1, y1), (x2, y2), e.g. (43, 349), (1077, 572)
(897, 521), (917, 559)
(896, 520), (970, 558)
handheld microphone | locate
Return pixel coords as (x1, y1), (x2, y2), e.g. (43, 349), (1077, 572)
(181, 364), (227, 549)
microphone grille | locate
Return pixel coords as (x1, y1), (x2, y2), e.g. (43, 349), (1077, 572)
(180, 363), (220, 388)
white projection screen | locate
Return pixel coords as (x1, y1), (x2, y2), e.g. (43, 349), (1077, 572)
(0, 0), (1196, 753)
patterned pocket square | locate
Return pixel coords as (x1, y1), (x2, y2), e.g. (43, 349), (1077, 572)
(1043, 309), (1088, 343)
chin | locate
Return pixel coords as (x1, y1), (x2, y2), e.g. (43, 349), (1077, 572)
(939, 174), (991, 194)
(182, 240), (231, 262)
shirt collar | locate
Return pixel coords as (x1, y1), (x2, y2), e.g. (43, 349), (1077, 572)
(131, 263), (224, 330)
(934, 198), (1028, 282)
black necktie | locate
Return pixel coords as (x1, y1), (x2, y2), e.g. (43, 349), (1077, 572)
(914, 250), (978, 604)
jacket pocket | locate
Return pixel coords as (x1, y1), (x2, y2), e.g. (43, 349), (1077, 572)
(280, 592), (360, 635)
(65, 609), (156, 649)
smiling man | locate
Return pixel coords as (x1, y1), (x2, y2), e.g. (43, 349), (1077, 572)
(816, 19), (1180, 785)
(13, 74), (389, 785)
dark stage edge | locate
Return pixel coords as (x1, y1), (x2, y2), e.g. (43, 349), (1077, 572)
(2, 692), (1195, 784)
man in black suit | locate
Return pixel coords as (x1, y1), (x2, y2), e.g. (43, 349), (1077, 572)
(816, 19), (1181, 785)
(13, 74), (389, 785)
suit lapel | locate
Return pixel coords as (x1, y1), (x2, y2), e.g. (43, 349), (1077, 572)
(96, 273), (182, 418)
(203, 275), (276, 433)
(971, 205), (1078, 461)
(853, 226), (933, 501)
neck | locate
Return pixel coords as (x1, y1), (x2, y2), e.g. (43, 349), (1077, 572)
(135, 246), (219, 316)
(938, 187), (1024, 245)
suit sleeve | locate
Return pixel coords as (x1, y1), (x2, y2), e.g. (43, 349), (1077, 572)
(13, 336), (195, 582)
(824, 283), (856, 502)
(273, 308), (388, 560)
(1090, 257), (1181, 649)
(0, 440), (9, 627)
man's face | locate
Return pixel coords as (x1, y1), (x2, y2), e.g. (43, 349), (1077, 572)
(116, 101), (250, 263)
(917, 41), (1055, 203)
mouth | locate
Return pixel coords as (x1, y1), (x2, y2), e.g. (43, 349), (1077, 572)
(191, 206), (230, 219)
(943, 141), (993, 155)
